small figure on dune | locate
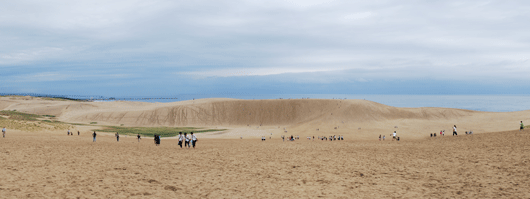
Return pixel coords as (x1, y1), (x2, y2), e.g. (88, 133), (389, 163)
(137, 133), (141, 142)
(115, 133), (120, 142)
(92, 131), (97, 142)
(154, 134), (160, 146)
(184, 133), (189, 148)
(521, 121), (525, 131)
(383, 135), (385, 141)
(2, 127), (6, 138)
(77, 131), (80, 136)
(178, 132), (183, 148)
(191, 132), (197, 148)
(392, 131), (397, 141)
(379, 134), (381, 141)
(67, 129), (70, 136)
(453, 125), (457, 136)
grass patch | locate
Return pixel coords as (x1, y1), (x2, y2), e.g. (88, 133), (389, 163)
(95, 126), (226, 137)
(90, 122), (98, 124)
(0, 110), (42, 121)
(42, 115), (55, 117)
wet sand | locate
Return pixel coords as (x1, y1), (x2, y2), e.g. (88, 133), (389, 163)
(1, 129), (529, 198)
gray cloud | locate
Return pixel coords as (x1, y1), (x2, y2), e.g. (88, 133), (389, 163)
(1, 0), (529, 94)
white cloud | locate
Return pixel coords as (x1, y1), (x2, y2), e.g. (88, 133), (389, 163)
(1, 0), (529, 84)
(343, 12), (372, 21)
(179, 67), (345, 77)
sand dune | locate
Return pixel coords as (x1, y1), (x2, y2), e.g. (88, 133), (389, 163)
(1, 97), (528, 139)
(1, 97), (530, 198)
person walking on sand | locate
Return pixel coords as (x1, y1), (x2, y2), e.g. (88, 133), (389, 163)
(77, 131), (80, 136)
(2, 127), (6, 138)
(67, 129), (70, 136)
(184, 133), (190, 148)
(154, 135), (160, 146)
(453, 125), (457, 136)
(383, 135), (385, 141)
(521, 121), (525, 131)
(137, 134), (141, 142)
(379, 134), (381, 141)
(92, 131), (97, 142)
(115, 133), (120, 142)
(392, 131), (397, 141)
(178, 132), (184, 148)
(191, 132), (197, 148)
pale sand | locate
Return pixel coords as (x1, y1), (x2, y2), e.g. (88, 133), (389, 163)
(1, 97), (528, 139)
(0, 129), (529, 198)
(1, 97), (529, 198)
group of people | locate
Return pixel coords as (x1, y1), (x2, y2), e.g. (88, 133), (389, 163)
(67, 129), (79, 136)
(281, 135), (303, 141)
(317, 135), (344, 141)
(177, 132), (197, 148)
(88, 130), (197, 148)
(379, 131), (400, 141)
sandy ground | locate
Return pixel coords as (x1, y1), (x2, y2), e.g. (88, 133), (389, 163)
(2, 97), (529, 140)
(1, 129), (529, 198)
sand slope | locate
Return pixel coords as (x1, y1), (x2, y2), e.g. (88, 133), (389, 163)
(1, 97), (528, 139)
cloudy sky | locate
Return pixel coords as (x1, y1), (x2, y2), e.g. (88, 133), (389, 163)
(1, 0), (529, 97)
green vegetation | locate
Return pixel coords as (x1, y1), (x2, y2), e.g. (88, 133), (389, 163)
(0, 110), (42, 121)
(42, 115), (56, 117)
(90, 122), (98, 124)
(95, 126), (226, 137)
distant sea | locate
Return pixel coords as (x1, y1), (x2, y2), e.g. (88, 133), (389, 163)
(106, 94), (530, 112)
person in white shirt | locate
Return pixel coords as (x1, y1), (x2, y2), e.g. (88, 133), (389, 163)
(453, 125), (457, 136)
(184, 133), (190, 148)
(191, 132), (197, 148)
(67, 129), (70, 136)
(2, 127), (6, 138)
(392, 131), (397, 141)
(178, 132), (184, 148)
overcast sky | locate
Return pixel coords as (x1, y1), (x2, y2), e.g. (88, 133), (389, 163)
(1, 0), (529, 97)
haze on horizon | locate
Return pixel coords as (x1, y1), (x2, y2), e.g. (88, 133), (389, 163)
(1, 0), (529, 96)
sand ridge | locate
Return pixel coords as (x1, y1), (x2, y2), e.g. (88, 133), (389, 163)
(1, 97), (529, 140)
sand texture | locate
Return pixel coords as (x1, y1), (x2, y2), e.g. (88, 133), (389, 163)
(0, 129), (529, 198)
(2, 97), (529, 139)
